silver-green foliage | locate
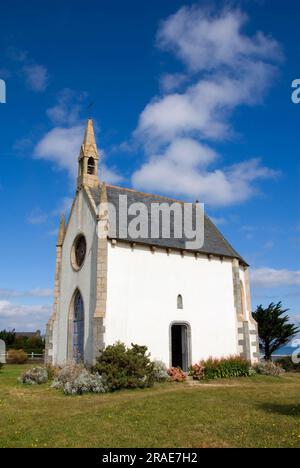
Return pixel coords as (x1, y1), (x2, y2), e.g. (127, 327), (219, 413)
(152, 360), (170, 382)
(51, 363), (108, 395)
(19, 366), (48, 385)
(254, 360), (285, 376)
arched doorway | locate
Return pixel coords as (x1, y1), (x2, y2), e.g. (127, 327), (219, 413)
(170, 323), (191, 371)
(72, 290), (84, 362)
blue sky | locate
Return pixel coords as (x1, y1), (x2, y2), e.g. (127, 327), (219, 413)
(0, 0), (299, 332)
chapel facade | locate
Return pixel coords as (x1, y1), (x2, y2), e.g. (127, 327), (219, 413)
(45, 119), (259, 369)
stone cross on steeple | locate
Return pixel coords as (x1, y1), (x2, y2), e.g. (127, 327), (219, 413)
(77, 118), (100, 189)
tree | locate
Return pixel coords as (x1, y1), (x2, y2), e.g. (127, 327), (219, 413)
(253, 302), (299, 360)
(0, 329), (16, 346)
(28, 334), (45, 350)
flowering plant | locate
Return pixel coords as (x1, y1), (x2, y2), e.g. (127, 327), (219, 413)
(167, 367), (187, 382)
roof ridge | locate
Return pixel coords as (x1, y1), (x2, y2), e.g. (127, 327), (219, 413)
(106, 184), (190, 204)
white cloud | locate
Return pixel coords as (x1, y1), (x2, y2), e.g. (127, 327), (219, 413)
(34, 124), (123, 185)
(51, 197), (73, 216)
(251, 268), (300, 288)
(23, 64), (48, 92)
(46, 88), (87, 126)
(34, 91), (123, 185)
(132, 5), (282, 206)
(0, 288), (53, 299)
(34, 125), (84, 177)
(27, 288), (53, 298)
(0, 300), (51, 331)
(160, 73), (188, 92)
(27, 208), (48, 225)
(13, 138), (33, 153)
(137, 67), (276, 144)
(7, 47), (48, 92)
(101, 166), (124, 185)
(133, 145), (278, 206)
(34, 92), (86, 177)
(210, 216), (227, 226)
(27, 197), (73, 229)
(157, 6), (281, 73)
(47, 228), (58, 237)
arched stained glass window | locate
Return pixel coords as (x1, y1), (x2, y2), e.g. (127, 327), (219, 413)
(73, 290), (84, 363)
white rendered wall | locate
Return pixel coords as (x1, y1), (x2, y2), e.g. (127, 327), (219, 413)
(56, 191), (97, 365)
(105, 242), (239, 366)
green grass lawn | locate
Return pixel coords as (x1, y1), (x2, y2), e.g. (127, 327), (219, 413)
(0, 364), (300, 448)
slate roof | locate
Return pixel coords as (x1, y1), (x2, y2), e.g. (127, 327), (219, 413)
(89, 184), (247, 265)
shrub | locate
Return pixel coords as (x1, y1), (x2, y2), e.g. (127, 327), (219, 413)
(167, 367), (187, 382)
(7, 349), (28, 364)
(52, 363), (107, 395)
(199, 356), (251, 380)
(276, 356), (300, 373)
(92, 342), (155, 391)
(153, 360), (170, 382)
(19, 366), (48, 385)
(45, 363), (60, 380)
(254, 360), (285, 376)
(51, 362), (85, 386)
(248, 367), (257, 376)
(189, 362), (205, 380)
(0, 362), (3, 372)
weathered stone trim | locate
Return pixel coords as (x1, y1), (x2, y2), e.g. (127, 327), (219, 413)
(244, 267), (259, 361)
(84, 186), (98, 217)
(232, 259), (243, 322)
(93, 182), (108, 363)
(232, 260), (260, 362)
(93, 318), (105, 363)
(45, 216), (65, 364)
(244, 267), (257, 326)
(243, 321), (251, 361)
(44, 318), (54, 363)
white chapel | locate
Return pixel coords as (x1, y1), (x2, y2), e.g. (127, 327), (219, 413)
(45, 119), (259, 370)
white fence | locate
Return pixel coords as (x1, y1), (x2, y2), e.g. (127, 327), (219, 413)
(0, 352), (44, 362)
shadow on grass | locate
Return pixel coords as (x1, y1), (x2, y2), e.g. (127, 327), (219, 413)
(260, 403), (300, 417)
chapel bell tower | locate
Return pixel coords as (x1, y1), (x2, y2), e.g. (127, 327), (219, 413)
(77, 118), (100, 188)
